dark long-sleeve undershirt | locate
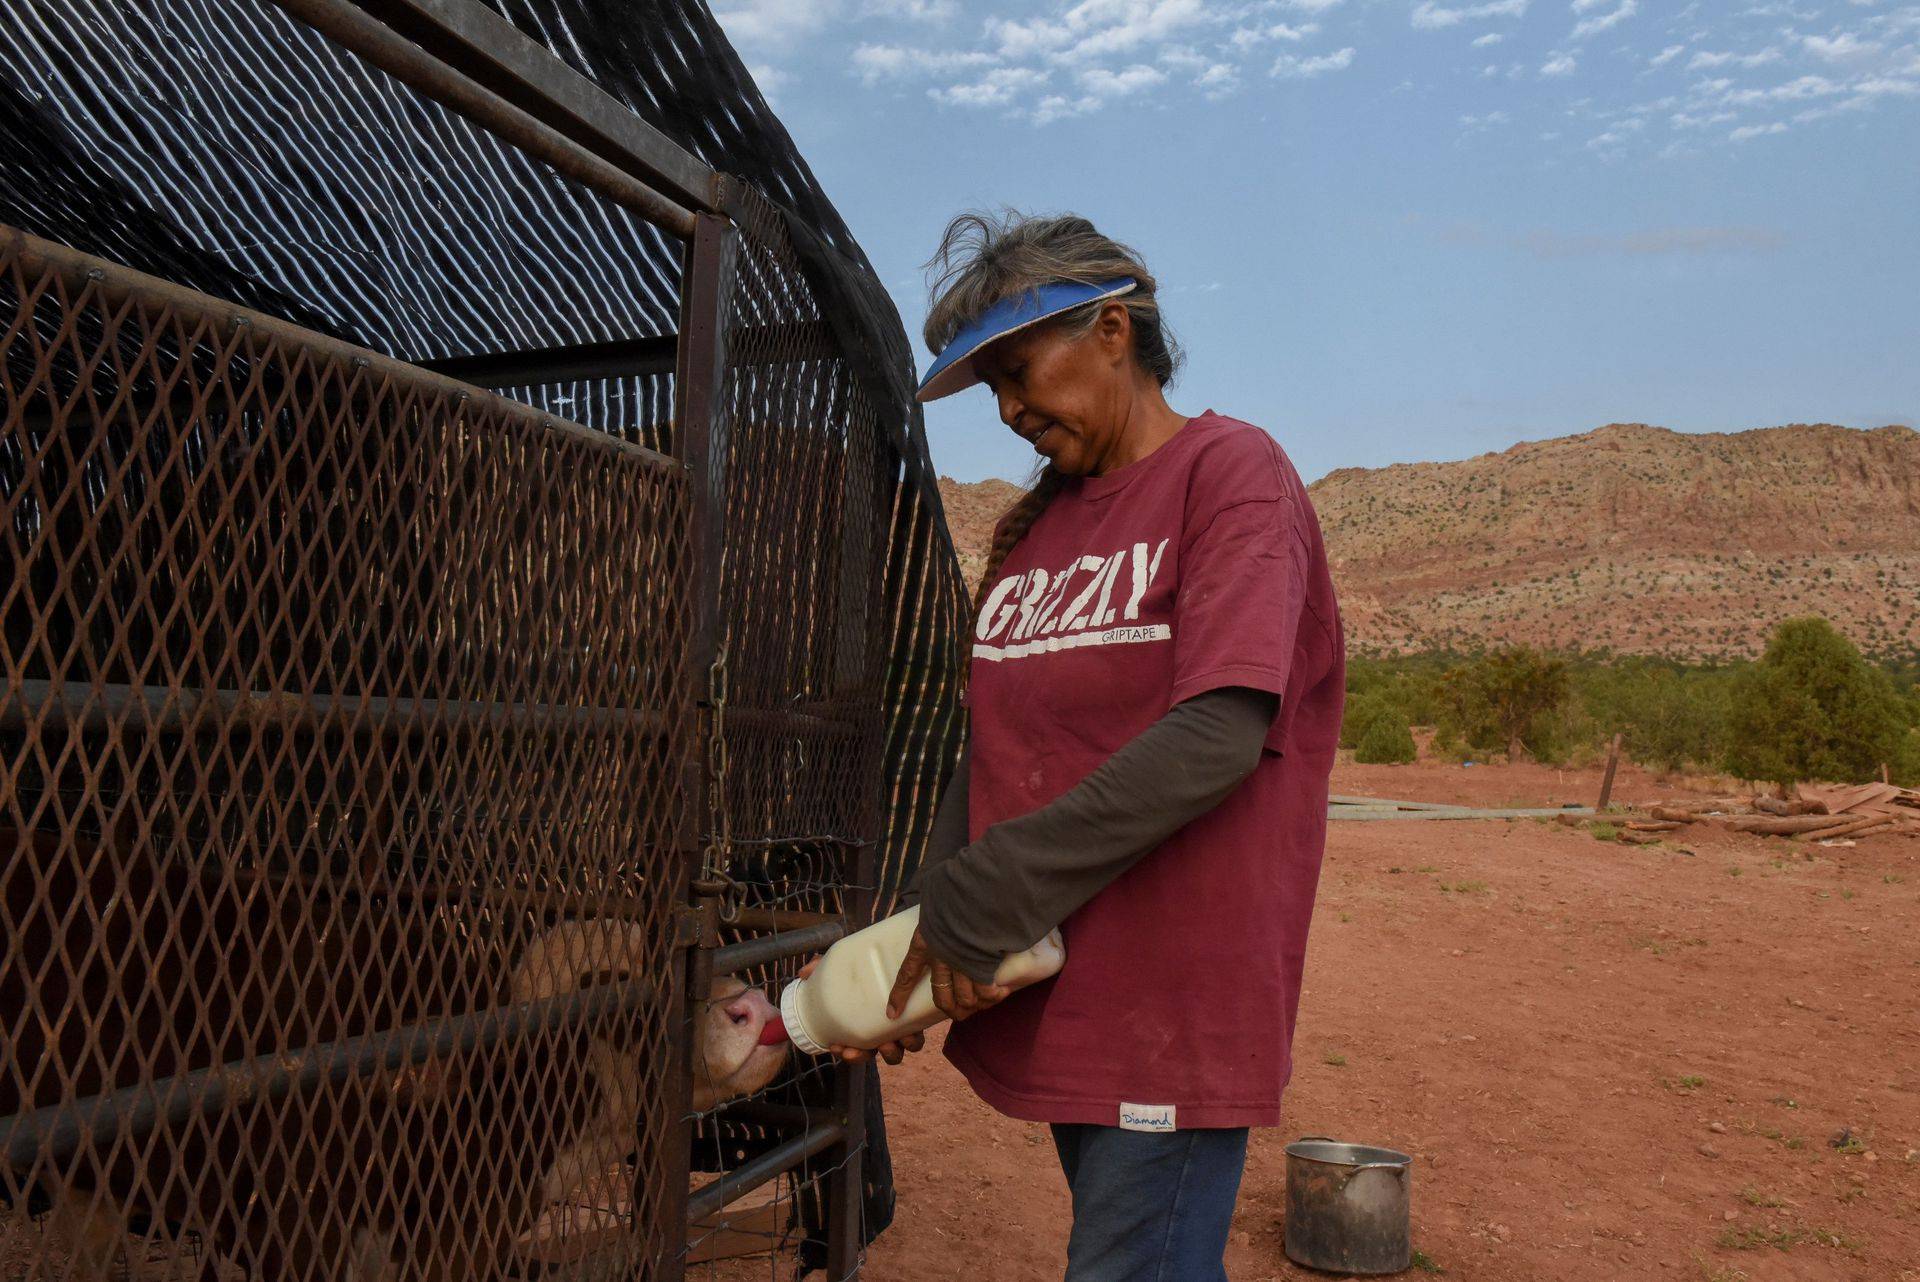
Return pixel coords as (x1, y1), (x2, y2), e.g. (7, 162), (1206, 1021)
(908, 685), (1279, 984)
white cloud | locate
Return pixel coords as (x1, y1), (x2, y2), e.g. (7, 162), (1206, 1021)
(1571, 0), (1637, 40)
(1688, 47), (1783, 69)
(1854, 75), (1920, 94)
(1411, 0), (1529, 30)
(989, 0), (1223, 64)
(929, 65), (1049, 107)
(747, 63), (790, 99)
(1029, 93), (1097, 124)
(1473, 31), (1505, 45)
(1720, 73), (1844, 103)
(1231, 21), (1320, 47)
(1077, 62), (1170, 96)
(1196, 62), (1242, 98)
(1729, 120), (1789, 139)
(1460, 108), (1512, 124)
(1274, 0), (1347, 10)
(861, 0), (958, 19)
(852, 44), (997, 82)
(1800, 31), (1883, 61)
(987, 15), (1073, 59)
(713, 0), (839, 46)
(1649, 43), (1685, 66)
(1272, 45), (1357, 76)
(1541, 52), (1578, 75)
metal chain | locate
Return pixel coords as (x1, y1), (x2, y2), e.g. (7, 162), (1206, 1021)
(699, 636), (740, 922)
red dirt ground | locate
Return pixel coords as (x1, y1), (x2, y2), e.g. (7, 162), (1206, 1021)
(844, 762), (1920, 1281)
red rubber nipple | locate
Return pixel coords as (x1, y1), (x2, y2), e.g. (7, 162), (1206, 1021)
(757, 1015), (789, 1046)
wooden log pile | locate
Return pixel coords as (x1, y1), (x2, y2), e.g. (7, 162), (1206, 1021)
(1625, 782), (1920, 843)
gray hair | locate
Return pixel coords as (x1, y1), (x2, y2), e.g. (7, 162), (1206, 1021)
(926, 211), (1184, 611)
(922, 210), (1182, 387)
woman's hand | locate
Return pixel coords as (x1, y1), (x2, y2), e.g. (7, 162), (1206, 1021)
(795, 958), (926, 1066)
(886, 929), (1010, 1025)
(829, 1031), (926, 1066)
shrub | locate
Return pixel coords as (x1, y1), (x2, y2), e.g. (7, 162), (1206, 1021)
(1339, 689), (1394, 751)
(1345, 644), (1918, 781)
(1355, 715), (1418, 764)
(1724, 618), (1911, 786)
(1438, 647), (1571, 760)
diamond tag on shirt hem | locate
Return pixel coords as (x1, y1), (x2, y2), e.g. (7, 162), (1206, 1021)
(1118, 1103), (1176, 1133)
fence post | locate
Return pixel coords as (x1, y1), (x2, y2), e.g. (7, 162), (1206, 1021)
(1597, 732), (1624, 812)
(659, 209), (737, 1277)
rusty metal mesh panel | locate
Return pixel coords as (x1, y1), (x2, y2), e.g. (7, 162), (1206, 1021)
(870, 474), (970, 924)
(0, 231), (696, 1279)
(672, 191), (897, 1281)
(713, 201), (890, 872)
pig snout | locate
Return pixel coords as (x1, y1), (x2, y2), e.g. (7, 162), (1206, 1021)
(722, 984), (778, 1034)
(693, 979), (789, 1111)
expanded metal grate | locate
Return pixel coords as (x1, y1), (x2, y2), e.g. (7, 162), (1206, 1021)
(0, 0), (973, 1277)
(0, 231), (695, 1279)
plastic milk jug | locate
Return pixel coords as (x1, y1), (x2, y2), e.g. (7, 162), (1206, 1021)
(769, 904), (1065, 1054)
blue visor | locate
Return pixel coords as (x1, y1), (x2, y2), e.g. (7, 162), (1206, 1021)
(916, 276), (1138, 403)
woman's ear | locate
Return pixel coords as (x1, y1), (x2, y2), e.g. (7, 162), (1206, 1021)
(1094, 300), (1133, 361)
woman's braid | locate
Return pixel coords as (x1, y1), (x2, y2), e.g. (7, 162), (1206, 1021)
(974, 466), (1068, 614)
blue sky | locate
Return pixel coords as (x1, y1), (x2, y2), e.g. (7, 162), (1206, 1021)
(710, 0), (1920, 484)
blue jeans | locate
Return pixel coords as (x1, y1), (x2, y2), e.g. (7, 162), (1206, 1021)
(1050, 1124), (1250, 1282)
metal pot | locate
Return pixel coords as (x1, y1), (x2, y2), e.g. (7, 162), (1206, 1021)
(1282, 1137), (1412, 1275)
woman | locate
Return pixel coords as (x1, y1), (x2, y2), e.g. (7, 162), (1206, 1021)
(845, 211), (1344, 1281)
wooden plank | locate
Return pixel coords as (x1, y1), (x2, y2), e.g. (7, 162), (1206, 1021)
(1331, 806), (1594, 822)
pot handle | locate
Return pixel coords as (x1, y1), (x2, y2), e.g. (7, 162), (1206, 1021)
(1297, 1134), (1336, 1143)
(1337, 1163), (1409, 1190)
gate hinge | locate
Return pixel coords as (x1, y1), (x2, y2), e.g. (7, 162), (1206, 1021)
(676, 900), (723, 949)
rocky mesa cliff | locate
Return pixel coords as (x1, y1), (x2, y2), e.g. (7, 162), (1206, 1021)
(939, 422), (1920, 659)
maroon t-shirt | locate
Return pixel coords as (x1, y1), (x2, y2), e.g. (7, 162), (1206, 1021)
(945, 412), (1344, 1130)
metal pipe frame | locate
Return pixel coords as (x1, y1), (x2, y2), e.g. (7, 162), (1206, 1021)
(683, 1121), (847, 1225)
(706, 920), (846, 977)
(1, 678), (671, 738)
(261, 0), (698, 238)
(414, 321), (838, 390)
(219, 861), (663, 933)
(827, 816), (878, 1277)
(0, 229), (671, 470)
(655, 207), (738, 1273)
(350, 0), (717, 213)
(708, 1101), (822, 1130)
(726, 906), (841, 933)
(417, 333), (679, 389)
(3, 679), (871, 750)
(0, 977), (660, 1169)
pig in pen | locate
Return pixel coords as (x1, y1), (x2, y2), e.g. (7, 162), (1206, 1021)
(0, 0), (969, 1278)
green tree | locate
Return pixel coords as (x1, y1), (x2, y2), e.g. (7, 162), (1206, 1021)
(1439, 647), (1571, 760)
(1724, 617), (1912, 786)
(1354, 714), (1418, 764)
(1578, 658), (1737, 773)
